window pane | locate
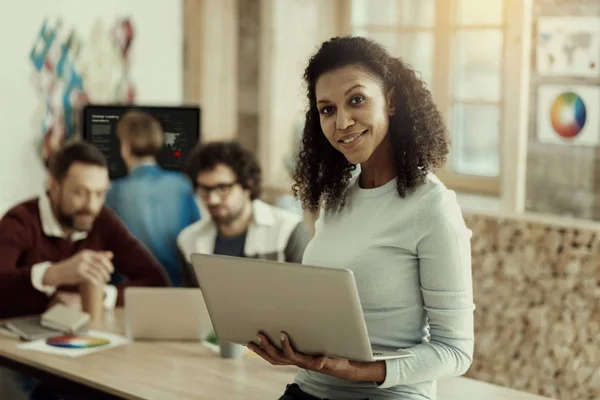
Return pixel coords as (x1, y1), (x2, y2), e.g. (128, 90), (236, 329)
(457, 0), (504, 25)
(354, 31), (434, 90)
(351, 0), (398, 26)
(351, 0), (435, 27)
(398, 0), (436, 27)
(451, 104), (500, 177)
(453, 29), (503, 102)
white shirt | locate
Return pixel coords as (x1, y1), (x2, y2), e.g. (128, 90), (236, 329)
(295, 174), (475, 400)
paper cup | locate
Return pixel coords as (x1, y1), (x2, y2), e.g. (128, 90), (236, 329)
(79, 282), (104, 322)
(219, 341), (245, 359)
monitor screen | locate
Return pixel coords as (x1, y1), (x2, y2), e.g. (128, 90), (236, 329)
(82, 105), (201, 180)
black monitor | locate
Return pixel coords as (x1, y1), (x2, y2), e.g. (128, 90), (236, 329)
(82, 104), (201, 180)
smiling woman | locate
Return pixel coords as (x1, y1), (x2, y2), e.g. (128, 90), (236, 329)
(293, 36), (449, 213)
(249, 36), (475, 400)
(316, 72), (391, 168)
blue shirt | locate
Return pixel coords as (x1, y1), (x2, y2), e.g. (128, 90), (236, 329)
(106, 164), (201, 286)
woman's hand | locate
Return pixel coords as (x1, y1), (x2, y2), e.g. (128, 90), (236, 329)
(247, 332), (355, 380)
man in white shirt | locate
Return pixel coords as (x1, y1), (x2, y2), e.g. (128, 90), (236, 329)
(177, 141), (311, 286)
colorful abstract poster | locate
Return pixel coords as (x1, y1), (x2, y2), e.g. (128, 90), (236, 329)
(537, 84), (600, 147)
(536, 17), (600, 78)
(29, 17), (136, 164)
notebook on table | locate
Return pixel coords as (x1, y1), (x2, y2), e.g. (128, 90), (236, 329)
(5, 305), (89, 341)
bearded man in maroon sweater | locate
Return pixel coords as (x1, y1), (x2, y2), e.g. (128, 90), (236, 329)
(0, 141), (169, 319)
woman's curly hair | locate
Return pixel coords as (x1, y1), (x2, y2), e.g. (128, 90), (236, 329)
(292, 36), (449, 213)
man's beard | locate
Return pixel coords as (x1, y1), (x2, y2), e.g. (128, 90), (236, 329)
(56, 198), (97, 232)
(57, 208), (97, 232)
(209, 205), (244, 226)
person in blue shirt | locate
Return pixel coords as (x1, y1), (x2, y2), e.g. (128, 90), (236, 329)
(105, 111), (201, 286)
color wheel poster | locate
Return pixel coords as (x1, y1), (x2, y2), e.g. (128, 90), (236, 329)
(537, 84), (600, 147)
(17, 330), (130, 357)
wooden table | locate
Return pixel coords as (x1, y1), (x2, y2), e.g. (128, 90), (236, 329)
(0, 310), (553, 400)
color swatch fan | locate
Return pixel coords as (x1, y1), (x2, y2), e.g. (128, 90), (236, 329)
(46, 335), (110, 349)
(18, 330), (130, 357)
(537, 84), (600, 147)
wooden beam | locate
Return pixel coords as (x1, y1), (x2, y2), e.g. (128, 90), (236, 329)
(183, 0), (202, 105)
(499, 0), (532, 212)
(183, 0), (238, 142)
(258, 0), (345, 190)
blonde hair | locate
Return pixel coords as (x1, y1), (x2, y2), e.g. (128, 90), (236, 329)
(116, 111), (165, 157)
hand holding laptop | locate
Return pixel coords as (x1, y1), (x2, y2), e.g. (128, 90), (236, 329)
(190, 253), (413, 377)
(248, 332), (360, 381)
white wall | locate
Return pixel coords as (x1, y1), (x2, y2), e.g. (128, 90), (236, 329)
(0, 0), (183, 216)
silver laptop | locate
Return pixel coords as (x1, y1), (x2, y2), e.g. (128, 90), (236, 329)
(124, 287), (213, 341)
(190, 253), (413, 362)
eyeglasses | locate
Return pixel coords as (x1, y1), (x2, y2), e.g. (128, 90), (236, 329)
(196, 182), (238, 199)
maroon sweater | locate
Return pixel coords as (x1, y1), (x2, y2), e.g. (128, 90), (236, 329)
(0, 197), (170, 318)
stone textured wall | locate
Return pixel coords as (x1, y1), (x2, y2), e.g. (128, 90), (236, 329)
(463, 211), (600, 400)
(237, 0), (260, 154)
(525, 0), (600, 219)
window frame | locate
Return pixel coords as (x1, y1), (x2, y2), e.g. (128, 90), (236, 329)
(341, 0), (531, 208)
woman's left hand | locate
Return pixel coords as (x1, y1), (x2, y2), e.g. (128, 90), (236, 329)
(248, 332), (354, 380)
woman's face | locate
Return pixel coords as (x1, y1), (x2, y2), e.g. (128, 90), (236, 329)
(315, 65), (392, 165)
